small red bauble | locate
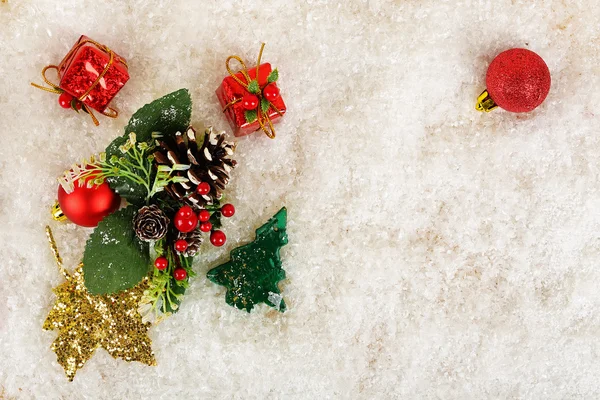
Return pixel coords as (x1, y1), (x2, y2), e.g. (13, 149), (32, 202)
(242, 94), (259, 110)
(263, 84), (280, 101)
(174, 208), (198, 233)
(175, 239), (188, 252)
(57, 178), (121, 227)
(173, 268), (187, 281)
(58, 93), (74, 109)
(221, 203), (235, 218)
(176, 205), (194, 219)
(198, 209), (211, 222)
(486, 48), (551, 113)
(154, 256), (168, 271)
(199, 221), (212, 232)
(210, 230), (226, 247)
(196, 182), (211, 196)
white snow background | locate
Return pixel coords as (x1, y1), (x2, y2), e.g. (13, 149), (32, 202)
(1, 0), (599, 399)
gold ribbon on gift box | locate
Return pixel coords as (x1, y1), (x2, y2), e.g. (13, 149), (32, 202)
(31, 38), (128, 126)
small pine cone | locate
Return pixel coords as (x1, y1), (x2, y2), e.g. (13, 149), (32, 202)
(153, 126), (236, 209)
(133, 205), (170, 242)
(177, 229), (203, 257)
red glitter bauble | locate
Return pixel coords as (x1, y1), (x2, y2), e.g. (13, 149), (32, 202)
(486, 48), (551, 113)
(57, 179), (121, 227)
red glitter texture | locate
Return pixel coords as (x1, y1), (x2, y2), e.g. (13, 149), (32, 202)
(216, 63), (286, 137)
(486, 48), (551, 113)
(58, 35), (129, 113)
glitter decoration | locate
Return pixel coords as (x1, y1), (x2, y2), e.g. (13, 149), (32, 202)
(207, 207), (289, 312)
(476, 48), (551, 113)
(43, 227), (155, 381)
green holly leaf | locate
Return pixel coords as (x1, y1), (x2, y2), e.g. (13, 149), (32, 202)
(83, 206), (150, 295)
(247, 80), (260, 94)
(260, 98), (271, 114)
(70, 98), (80, 113)
(105, 89), (192, 205)
(267, 68), (279, 83)
(245, 109), (258, 124)
(207, 207), (289, 312)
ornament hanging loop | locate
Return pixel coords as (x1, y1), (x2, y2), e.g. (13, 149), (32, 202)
(475, 89), (498, 112)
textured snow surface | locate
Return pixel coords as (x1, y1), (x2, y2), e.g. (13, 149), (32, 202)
(1, 1), (600, 399)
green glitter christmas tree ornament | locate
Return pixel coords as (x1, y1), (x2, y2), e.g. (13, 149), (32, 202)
(207, 207), (289, 312)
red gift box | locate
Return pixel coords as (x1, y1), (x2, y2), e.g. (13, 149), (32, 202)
(57, 35), (129, 113)
(216, 62), (286, 137)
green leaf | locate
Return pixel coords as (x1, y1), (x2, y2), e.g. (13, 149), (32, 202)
(83, 206), (150, 295)
(245, 109), (257, 123)
(247, 80), (260, 94)
(209, 210), (222, 229)
(163, 279), (186, 314)
(267, 68), (279, 83)
(105, 89), (192, 205)
(70, 98), (80, 113)
(260, 98), (271, 114)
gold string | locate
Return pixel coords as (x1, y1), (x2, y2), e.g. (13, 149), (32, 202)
(30, 65), (63, 94)
(45, 226), (69, 280)
(31, 38), (126, 126)
(222, 43), (277, 139)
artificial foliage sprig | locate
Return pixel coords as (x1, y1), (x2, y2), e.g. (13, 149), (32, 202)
(138, 239), (195, 323)
(59, 132), (190, 204)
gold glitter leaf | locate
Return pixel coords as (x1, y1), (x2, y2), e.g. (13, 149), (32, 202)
(44, 265), (156, 381)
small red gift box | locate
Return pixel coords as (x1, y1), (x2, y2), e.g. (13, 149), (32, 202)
(216, 62), (286, 137)
(57, 35), (129, 113)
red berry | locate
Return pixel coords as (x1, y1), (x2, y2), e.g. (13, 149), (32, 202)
(58, 92), (74, 109)
(176, 205), (194, 219)
(175, 214), (198, 233)
(196, 182), (211, 196)
(173, 268), (187, 281)
(175, 239), (188, 252)
(198, 209), (211, 222)
(210, 230), (226, 247)
(154, 256), (168, 271)
(199, 221), (212, 232)
(242, 94), (259, 110)
(263, 84), (280, 101)
(221, 203), (235, 218)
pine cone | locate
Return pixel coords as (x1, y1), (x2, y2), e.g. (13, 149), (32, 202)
(177, 229), (203, 257)
(133, 205), (170, 242)
(153, 126), (236, 209)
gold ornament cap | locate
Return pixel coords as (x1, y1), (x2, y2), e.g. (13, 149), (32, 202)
(51, 201), (67, 221)
(475, 90), (498, 112)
